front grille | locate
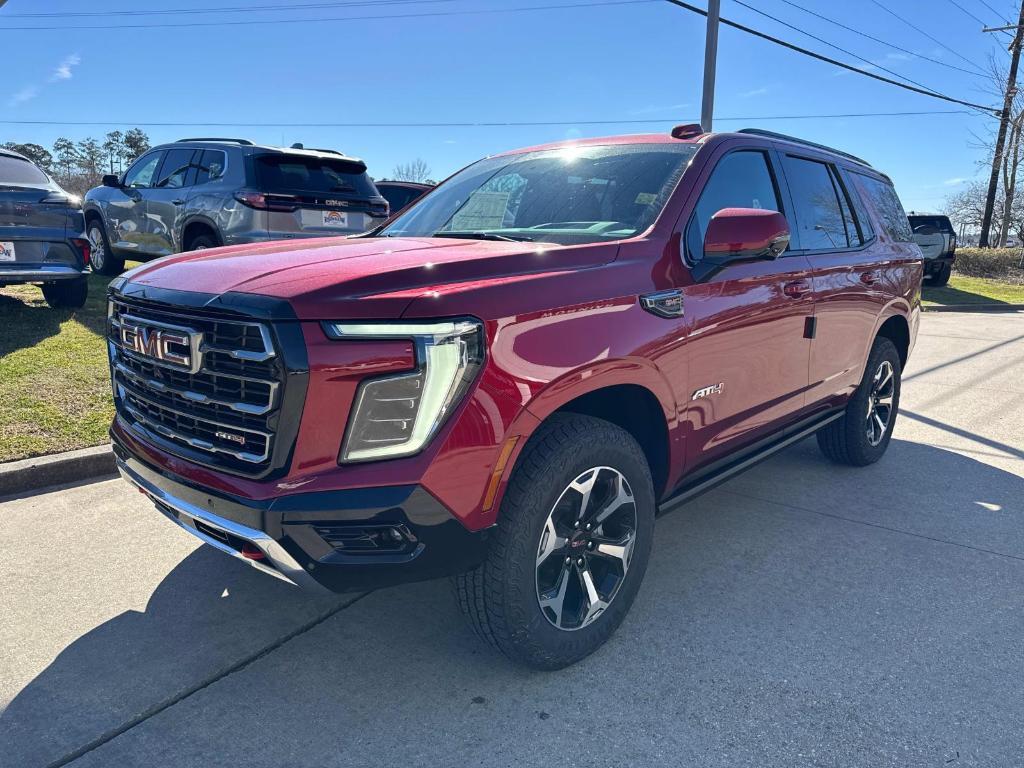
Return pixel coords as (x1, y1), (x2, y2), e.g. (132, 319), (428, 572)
(108, 298), (286, 474)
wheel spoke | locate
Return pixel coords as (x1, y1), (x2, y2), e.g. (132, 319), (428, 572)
(592, 531), (636, 572)
(569, 469), (599, 523)
(539, 564), (571, 628)
(536, 516), (566, 567)
(590, 473), (634, 528)
(876, 365), (893, 395)
(876, 394), (893, 407)
(577, 563), (609, 626)
(873, 411), (887, 437)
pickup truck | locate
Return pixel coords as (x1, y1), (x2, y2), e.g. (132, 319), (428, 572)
(107, 126), (921, 669)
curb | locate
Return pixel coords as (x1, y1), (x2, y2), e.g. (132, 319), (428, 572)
(0, 444), (115, 499)
(923, 303), (1024, 313)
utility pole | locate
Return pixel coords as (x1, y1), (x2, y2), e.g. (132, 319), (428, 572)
(979, 1), (1024, 247)
(701, 0), (721, 133)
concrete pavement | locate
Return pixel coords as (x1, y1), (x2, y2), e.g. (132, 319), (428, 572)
(1, 311), (1022, 767)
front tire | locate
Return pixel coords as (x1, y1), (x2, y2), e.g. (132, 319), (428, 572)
(186, 233), (218, 251)
(817, 336), (901, 466)
(454, 414), (655, 670)
(42, 277), (88, 309)
(87, 221), (125, 276)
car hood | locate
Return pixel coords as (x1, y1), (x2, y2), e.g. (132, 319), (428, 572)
(116, 236), (616, 319)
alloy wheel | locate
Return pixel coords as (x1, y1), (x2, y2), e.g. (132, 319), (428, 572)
(866, 359), (895, 447)
(88, 226), (105, 271)
(535, 466), (638, 631)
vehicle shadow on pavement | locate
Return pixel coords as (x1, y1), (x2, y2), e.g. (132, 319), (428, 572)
(3, 439), (1022, 767)
(0, 545), (346, 768)
(0, 294), (67, 358)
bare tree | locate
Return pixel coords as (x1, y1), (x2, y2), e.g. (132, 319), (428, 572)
(392, 158), (432, 183)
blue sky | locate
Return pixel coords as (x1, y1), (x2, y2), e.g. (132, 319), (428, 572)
(1, 0), (1015, 211)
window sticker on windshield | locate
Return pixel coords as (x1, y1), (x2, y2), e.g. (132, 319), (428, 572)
(451, 191), (509, 230)
(752, 198), (762, 209)
(634, 192), (657, 205)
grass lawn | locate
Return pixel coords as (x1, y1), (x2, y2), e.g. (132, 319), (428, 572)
(0, 268), (135, 463)
(923, 275), (1024, 307)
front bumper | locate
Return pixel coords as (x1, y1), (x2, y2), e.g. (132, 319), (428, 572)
(113, 438), (491, 593)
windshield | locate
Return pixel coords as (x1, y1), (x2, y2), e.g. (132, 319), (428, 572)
(381, 143), (696, 245)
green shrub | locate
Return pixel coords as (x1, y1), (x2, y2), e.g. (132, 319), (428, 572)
(953, 248), (1024, 283)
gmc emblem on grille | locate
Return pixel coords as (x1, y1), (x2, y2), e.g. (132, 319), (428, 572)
(119, 319), (201, 373)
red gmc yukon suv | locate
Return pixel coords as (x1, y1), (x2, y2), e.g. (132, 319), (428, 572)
(108, 126), (921, 669)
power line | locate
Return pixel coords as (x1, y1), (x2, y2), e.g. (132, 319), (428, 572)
(864, 0), (992, 70)
(734, 0), (951, 95)
(0, 0), (450, 18)
(663, 0), (999, 114)
(768, 0), (986, 78)
(946, 0), (990, 25)
(0, 111), (976, 129)
(974, 0), (1014, 23)
(0, 0), (653, 30)
(945, 0), (1015, 38)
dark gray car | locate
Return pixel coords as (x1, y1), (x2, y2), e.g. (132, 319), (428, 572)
(0, 148), (90, 308)
(83, 138), (389, 275)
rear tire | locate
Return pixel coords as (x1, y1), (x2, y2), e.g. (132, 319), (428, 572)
(930, 262), (952, 286)
(816, 336), (901, 466)
(87, 221), (124, 276)
(453, 413), (655, 670)
(42, 277), (88, 309)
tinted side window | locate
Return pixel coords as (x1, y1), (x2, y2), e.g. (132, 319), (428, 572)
(782, 156), (849, 250)
(154, 148), (196, 189)
(840, 168), (875, 242)
(123, 151), (164, 189)
(380, 186), (417, 211)
(194, 150), (226, 185)
(686, 150), (781, 262)
(855, 173), (914, 242)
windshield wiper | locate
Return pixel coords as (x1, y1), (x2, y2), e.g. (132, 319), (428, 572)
(433, 231), (533, 242)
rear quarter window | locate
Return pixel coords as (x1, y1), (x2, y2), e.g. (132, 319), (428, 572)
(0, 155), (50, 185)
(854, 172), (914, 243)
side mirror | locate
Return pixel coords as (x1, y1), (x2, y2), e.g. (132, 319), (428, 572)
(102, 174), (122, 188)
(704, 207), (791, 263)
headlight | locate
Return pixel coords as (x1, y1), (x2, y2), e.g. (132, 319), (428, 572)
(322, 319), (484, 462)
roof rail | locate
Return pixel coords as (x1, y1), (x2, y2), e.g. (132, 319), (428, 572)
(738, 128), (872, 167)
(175, 137), (254, 145)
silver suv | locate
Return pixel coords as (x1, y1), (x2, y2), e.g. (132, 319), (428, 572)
(83, 138), (389, 275)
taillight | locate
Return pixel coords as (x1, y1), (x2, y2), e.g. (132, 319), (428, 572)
(41, 192), (82, 209)
(233, 190), (300, 212)
(71, 237), (91, 266)
(371, 201), (389, 217)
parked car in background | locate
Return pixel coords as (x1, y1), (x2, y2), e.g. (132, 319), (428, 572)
(907, 212), (956, 286)
(107, 126), (920, 669)
(0, 147), (90, 308)
(374, 180), (433, 217)
(83, 138), (389, 275)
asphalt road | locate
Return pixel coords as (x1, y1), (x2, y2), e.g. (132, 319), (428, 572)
(2, 311), (1022, 768)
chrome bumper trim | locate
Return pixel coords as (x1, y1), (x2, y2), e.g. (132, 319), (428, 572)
(117, 457), (329, 593)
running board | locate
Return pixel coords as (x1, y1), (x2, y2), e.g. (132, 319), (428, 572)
(658, 410), (843, 516)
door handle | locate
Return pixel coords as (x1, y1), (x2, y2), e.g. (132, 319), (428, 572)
(860, 270), (878, 285)
(783, 280), (810, 298)
(171, 199), (185, 205)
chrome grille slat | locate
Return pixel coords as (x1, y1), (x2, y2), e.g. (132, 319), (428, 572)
(108, 298), (283, 469)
